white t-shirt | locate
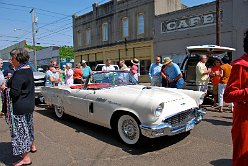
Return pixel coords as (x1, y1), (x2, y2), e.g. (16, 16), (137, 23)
(102, 65), (115, 71)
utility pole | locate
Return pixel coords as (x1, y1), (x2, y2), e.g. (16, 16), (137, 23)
(30, 8), (37, 68)
(216, 0), (221, 46)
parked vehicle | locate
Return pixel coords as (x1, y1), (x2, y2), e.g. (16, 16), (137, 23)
(41, 70), (205, 146)
(180, 45), (235, 104)
(94, 64), (119, 71)
(2, 61), (45, 101)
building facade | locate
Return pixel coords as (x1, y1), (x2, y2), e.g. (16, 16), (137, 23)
(154, 0), (248, 66)
(73, 0), (184, 82)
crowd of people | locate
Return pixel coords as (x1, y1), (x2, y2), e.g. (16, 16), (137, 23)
(0, 30), (248, 165)
(195, 54), (233, 112)
(44, 57), (140, 87)
(45, 59), (93, 87)
(149, 56), (184, 89)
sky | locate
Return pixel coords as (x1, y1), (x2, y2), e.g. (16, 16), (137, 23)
(0, 0), (214, 50)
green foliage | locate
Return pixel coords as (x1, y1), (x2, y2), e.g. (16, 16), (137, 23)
(25, 44), (46, 51)
(59, 46), (74, 59)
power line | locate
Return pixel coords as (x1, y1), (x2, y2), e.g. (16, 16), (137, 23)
(0, 6), (29, 12)
(0, 1), (70, 16)
(37, 26), (72, 40)
(0, 0), (110, 49)
(37, 22), (72, 37)
(39, 27), (72, 38)
(0, 35), (23, 39)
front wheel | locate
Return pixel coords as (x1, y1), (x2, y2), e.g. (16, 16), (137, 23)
(117, 114), (146, 146)
(54, 105), (64, 118)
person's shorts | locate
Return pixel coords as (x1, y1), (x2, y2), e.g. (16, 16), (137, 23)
(213, 85), (218, 95)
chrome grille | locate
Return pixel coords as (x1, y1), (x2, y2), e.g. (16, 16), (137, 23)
(163, 108), (197, 127)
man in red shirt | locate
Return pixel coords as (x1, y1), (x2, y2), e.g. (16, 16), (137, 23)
(224, 30), (248, 166)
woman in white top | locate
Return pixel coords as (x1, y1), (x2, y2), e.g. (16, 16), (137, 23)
(65, 63), (73, 86)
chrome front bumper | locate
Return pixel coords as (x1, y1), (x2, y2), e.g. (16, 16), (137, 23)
(140, 108), (206, 138)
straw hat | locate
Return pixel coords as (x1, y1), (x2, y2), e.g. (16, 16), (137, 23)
(163, 57), (173, 65)
(131, 58), (139, 65)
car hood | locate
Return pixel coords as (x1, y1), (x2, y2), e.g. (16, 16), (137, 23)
(97, 85), (187, 104)
(33, 72), (45, 79)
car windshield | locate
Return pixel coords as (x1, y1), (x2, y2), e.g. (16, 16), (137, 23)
(90, 71), (138, 88)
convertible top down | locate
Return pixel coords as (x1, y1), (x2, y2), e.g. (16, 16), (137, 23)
(42, 71), (206, 145)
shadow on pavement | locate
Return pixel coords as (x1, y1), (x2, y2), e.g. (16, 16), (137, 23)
(35, 107), (190, 155)
(210, 159), (232, 166)
(203, 118), (232, 126)
(0, 142), (21, 166)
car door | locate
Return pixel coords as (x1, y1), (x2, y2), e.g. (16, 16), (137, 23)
(62, 89), (94, 119)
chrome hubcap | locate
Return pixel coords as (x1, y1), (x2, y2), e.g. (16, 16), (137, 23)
(122, 119), (137, 140)
(57, 107), (62, 114)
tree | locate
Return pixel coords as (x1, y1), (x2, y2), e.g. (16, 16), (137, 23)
(59, 46), (74, 59)
(25, 44), (46, 51)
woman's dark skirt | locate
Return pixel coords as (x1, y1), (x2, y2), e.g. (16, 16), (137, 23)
(10, 113), (34, 155)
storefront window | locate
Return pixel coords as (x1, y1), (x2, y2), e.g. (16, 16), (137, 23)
(140, 60), (151, 75)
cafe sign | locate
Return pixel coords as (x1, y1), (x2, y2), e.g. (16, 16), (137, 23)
(161, 12), (220, 33)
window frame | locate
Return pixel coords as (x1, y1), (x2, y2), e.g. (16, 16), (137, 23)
(102, 22), (108, 41)
(77, 30), (82, 47)
(86, 28), (91, 45)
(137, 13), (144, 35)
(122, 17), (129, 38)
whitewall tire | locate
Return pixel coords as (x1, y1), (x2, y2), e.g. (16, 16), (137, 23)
(117, 114), (142, 145)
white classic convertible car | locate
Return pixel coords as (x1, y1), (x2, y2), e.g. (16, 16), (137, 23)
(41, 71), (206, 145)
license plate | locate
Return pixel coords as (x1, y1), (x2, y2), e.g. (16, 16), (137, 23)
(186, 121), (195, 131)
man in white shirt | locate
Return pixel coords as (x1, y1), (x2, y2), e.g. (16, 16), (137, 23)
(102, 58), (115, 71)
(149, 56), (162, 86)
(196, 55), (211, 92)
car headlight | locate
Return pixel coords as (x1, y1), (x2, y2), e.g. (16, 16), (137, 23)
(154, 103), (164, 117)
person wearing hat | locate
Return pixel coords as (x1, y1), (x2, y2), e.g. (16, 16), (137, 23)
(81, 60), (92, 79)
(130, 58), (139, 81)
(149, 56), (162, 86)
(163, 57), (184, 89)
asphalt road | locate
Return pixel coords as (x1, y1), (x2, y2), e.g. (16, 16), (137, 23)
(0, 105), (232, 166)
